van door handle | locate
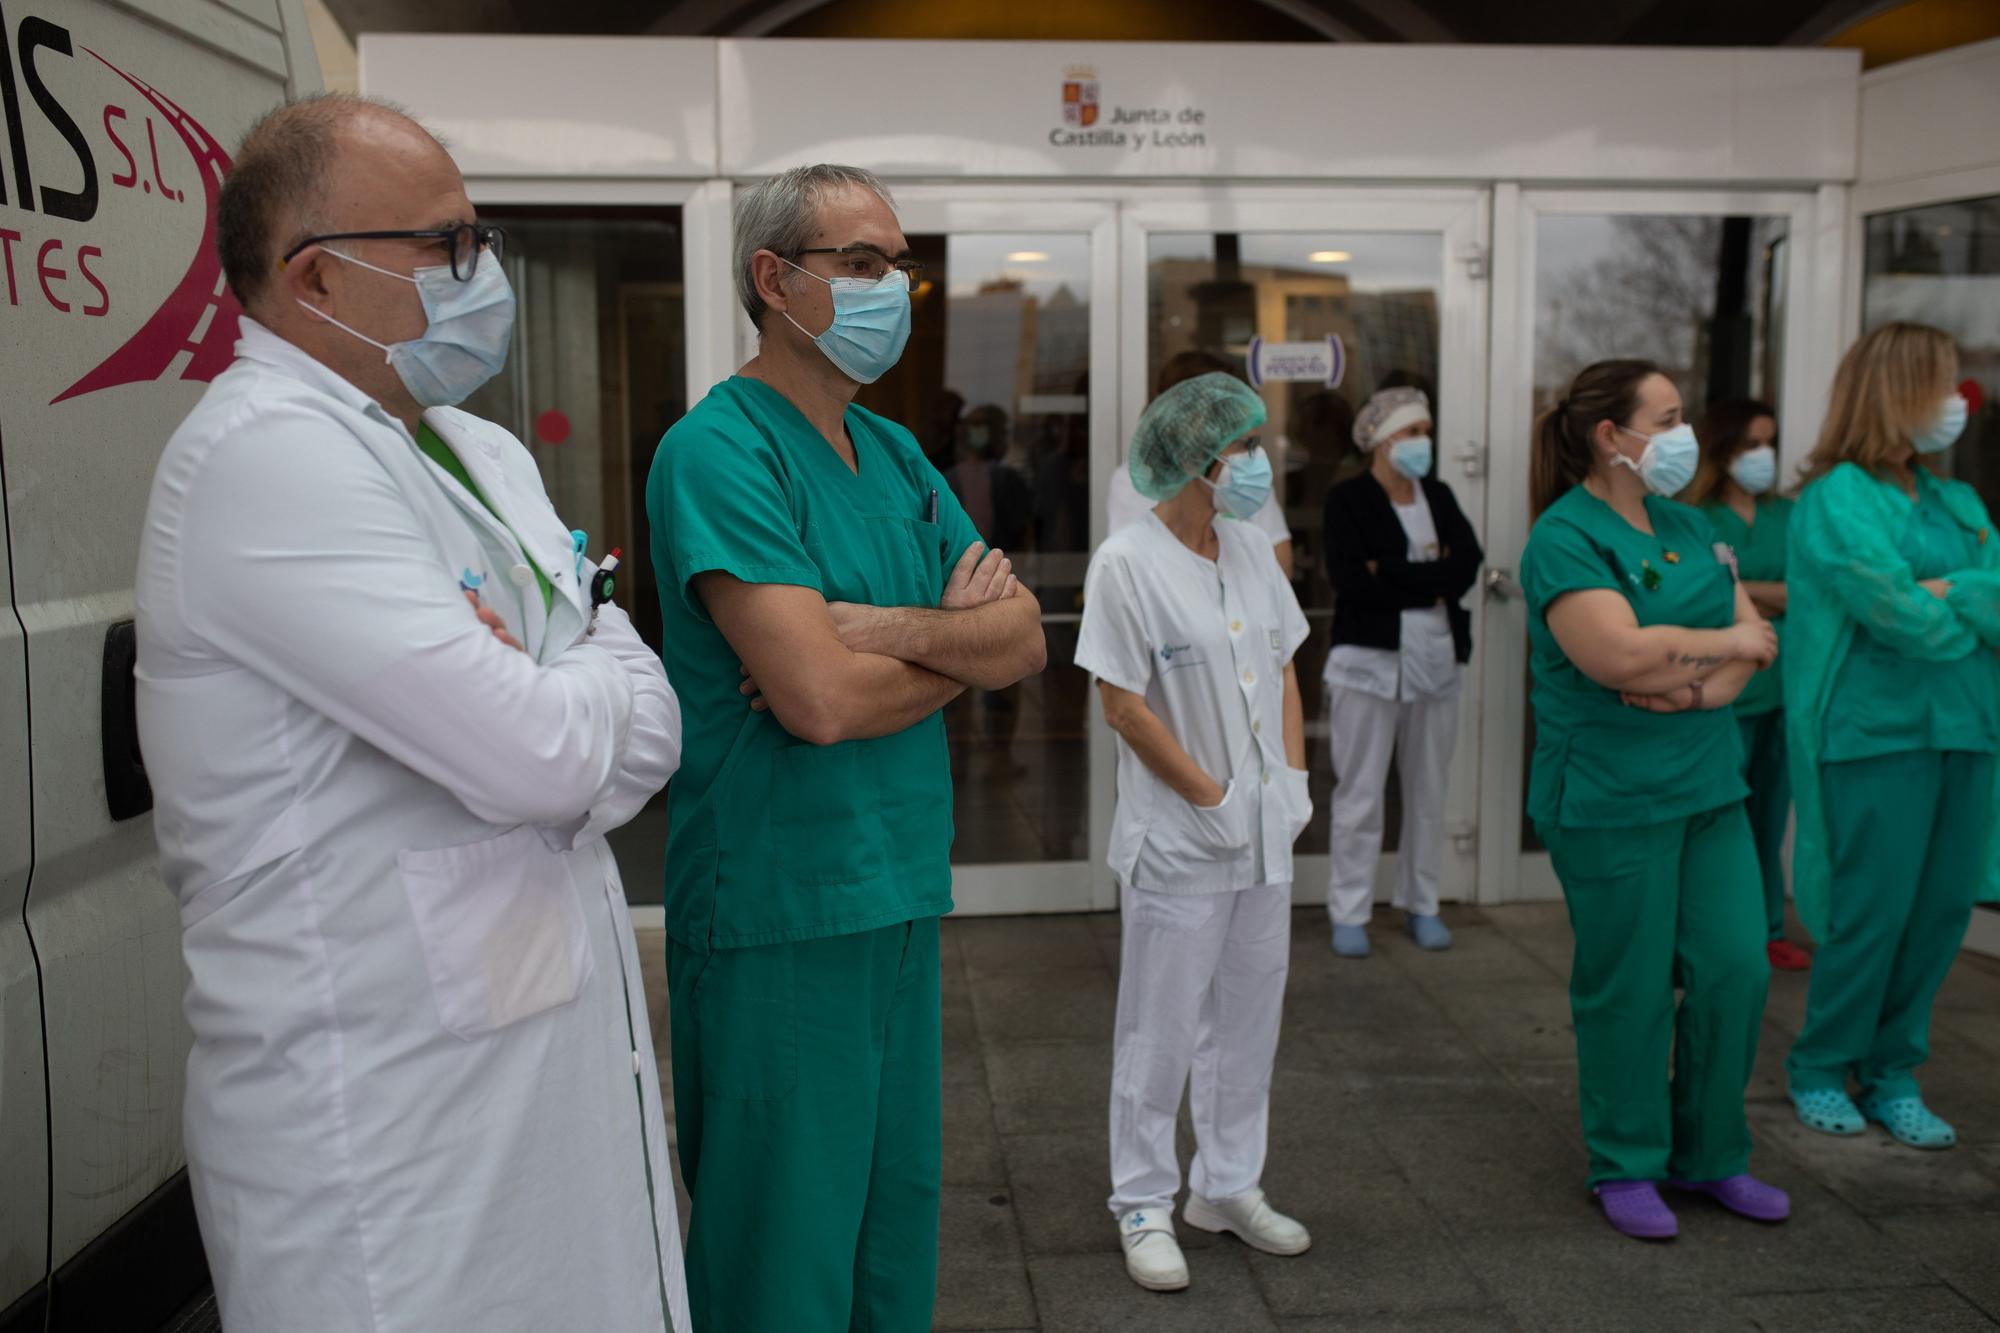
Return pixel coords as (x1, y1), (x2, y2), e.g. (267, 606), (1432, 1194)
(102, 620), (153, 821)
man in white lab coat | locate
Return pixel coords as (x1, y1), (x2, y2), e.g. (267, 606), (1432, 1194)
(134, 94), (690, 1332)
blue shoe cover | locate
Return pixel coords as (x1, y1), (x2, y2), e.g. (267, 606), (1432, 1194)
(1405, 912), (1453, 951)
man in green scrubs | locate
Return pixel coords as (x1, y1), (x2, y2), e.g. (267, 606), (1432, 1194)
(646, 164), (1047, 1331)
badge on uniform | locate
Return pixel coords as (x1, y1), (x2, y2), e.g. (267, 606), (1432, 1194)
(1712, 541), (1740, 583)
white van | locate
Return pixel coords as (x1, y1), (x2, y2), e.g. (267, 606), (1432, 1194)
(1, 3), (318, 1329)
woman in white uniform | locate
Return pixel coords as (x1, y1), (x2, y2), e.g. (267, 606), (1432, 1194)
(1321, 387), (1483, 956)
(1077, 372), (1315, 1293)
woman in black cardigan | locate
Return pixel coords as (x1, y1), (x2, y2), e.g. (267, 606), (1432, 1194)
(1321, 387), (1483, 957)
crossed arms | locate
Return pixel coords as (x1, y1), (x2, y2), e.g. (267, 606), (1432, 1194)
(695, 544), (1049, 746)
(1545, 581), (1777, 715)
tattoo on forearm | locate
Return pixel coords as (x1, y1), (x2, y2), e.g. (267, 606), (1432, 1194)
(1674, 653), (1725, 668)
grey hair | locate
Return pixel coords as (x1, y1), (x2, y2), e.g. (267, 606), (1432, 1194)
(733, 164), (895, 329)
(217, 92), (436, 310)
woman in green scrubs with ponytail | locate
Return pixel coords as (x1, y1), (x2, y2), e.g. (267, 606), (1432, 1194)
(1683, 399), (1808, 971)
(1523, 360), (1789, 1242)
(1785, 322), (2000, 1151)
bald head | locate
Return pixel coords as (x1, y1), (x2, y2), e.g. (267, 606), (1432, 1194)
(217, 93), (452, 311)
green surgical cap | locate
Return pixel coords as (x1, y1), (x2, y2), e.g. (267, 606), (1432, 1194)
(1128, 372), (1269, 502)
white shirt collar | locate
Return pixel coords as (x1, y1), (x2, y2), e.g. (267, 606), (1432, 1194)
(233, 317), (403, 432)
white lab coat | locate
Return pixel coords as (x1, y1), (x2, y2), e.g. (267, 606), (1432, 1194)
(134, 319), (690, 1333)
(1076, 512), (1313, 894)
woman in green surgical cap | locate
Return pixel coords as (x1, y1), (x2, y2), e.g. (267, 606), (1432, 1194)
(1784, 322), (2000, 1151)
(1682, 398), (1808, 972)
(1522, 359), (1787, 1242)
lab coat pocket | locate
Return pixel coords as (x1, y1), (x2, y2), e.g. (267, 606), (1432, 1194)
(1181, 781), (1254, 859)
(397, 824), (594, 1040)
(1280, 766), (1314, 845)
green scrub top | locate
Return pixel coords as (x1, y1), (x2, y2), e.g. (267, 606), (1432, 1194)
(647, 377), (986, 951)
(1699, 496), (1791, 717)
(1522, 486), (1748, 829)
(415, 422), (554, 611)
(1822, 471), (2000, 762)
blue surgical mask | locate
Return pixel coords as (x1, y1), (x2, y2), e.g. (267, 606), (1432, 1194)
(1616, 422), (1700, 497)
(302, 248), (516, 408)
(781, 260), (912, 385)
(1202, 449), (1273, 520)
(1389, 435), (1433, 481)
(1730, 445), (1777, 495)
(1914, 393), (1969, 456)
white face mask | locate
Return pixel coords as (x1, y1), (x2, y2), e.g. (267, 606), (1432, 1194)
(300, 247), (516, 408)
(1614, 422), (1700, 496)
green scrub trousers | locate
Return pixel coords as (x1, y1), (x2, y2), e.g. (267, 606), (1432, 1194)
(1542, 804), (1769, 1187)
(1738, 709), (1792, 942)
(669, 918), (943, 1333)
(1786, 750), (1992, 1101)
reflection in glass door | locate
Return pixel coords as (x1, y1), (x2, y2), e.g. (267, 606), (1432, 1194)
(1124, 194), (1491, 909)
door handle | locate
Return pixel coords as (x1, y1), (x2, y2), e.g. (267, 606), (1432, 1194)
(1484, 567), (1520, 602)
(102, 620), (153, 821)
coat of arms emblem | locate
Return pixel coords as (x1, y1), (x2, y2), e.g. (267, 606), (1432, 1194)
(1062, 66), (1100, 127)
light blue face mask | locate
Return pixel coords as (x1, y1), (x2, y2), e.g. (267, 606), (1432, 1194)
(1616, 422), (1700, 496)
(1389, 435), (1433, 481)
(1730, 445), (1777, 495)
(302, 248), (516, 408)
(781, 260), (912, 385)
(1202, 449), (1273, 520)
(1914, 393), (1969, 456)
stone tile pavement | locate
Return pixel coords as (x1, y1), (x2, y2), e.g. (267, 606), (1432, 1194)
(639, 904), (2000, 1331)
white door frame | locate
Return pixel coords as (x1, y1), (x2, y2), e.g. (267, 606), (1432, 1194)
(1120, 187), (1494, 910)
(1479, 186), (1827, 906)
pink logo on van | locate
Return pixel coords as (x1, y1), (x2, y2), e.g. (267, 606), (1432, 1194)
(49, 50), (241, 405)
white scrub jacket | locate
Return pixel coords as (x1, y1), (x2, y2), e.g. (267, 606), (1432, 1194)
(1077, 511), (1313, 894)
(134, 319), (690, 1332)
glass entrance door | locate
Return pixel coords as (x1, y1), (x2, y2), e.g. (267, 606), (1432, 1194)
(1121, 191), (1492, 909)
(1480, 189), (1825, 904)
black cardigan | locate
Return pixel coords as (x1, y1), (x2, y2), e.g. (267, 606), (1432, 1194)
(1323, 472), (1483, 664)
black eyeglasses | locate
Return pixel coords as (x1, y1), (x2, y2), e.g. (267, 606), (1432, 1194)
(792, 246), (925, 286)
(281, 222), (507, 282)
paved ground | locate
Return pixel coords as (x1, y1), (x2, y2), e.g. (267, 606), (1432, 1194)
(639, 904), (2000, 1331)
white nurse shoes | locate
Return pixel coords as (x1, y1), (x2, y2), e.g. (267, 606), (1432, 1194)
(1118, 1208), (1190, 1291)
(1184, 1187), (1312, 1256)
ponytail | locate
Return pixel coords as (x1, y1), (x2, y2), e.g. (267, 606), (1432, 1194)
(1532, 359), (1662, 516)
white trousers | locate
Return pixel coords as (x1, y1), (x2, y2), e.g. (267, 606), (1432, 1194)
(1107, 880), (1292, 1216)
(1325, 684), (1459, 927)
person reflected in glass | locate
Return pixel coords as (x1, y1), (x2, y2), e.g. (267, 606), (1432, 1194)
(1076, 373), (1314, 1294)
(1784, 322), (2000, 1152)
(1523, 359), (1788, 1242)
(922, 387), (965, 473)
(1680, 398), (1807, 971)
(945, 403), (1033, 552)
(1321, 387), (1482, 957)
(1110, 349), (1294, 577)
(944, 402), (1033, 784)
